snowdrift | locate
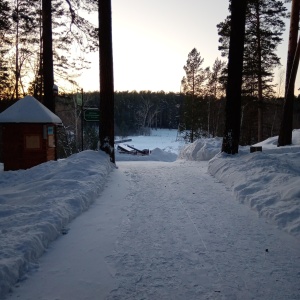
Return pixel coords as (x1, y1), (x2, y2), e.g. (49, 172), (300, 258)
(0, 151), (114, 297)
(178, 131), (300, 239)
(178, 138), (222, 161)
(208, 149), (300, 238)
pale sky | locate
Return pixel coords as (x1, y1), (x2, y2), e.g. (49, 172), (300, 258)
(78, 0), (292, 93)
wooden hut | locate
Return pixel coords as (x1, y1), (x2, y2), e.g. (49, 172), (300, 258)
(0, 96), (62, 171)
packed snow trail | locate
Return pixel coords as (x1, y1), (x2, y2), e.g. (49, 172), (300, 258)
(6, 161), (300, 300)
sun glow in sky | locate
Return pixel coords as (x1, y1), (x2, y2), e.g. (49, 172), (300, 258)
(78, 0), (292, 94)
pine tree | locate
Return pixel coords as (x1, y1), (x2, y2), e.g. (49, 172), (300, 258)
(206, 58), (226, 136)
(181, 48), (209, 142)
(1, 0), (99, 102)
(0, 0), (13, 100)
(218, 0), (287, 142)
(42, 0), (99, 111)
(52, 0), (98, 86)
(221, 0), (247, 154)
(278, 0), (300, 146)
(42, 0), (55, 112)
(10, 0), (40, 100)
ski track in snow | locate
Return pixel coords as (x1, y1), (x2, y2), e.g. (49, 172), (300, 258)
(6, 160), (300, 300)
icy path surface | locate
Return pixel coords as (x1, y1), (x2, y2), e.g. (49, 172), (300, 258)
(7, 161), (300, 300)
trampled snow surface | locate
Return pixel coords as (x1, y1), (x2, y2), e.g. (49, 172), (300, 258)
(0, 129), (300, 299)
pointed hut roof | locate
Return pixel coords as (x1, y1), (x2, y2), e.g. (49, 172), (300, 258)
(0, 96), (62, 123)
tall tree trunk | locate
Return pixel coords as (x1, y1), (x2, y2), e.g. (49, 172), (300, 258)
(256, 2), (263, 142)
(207, 97), (210, 137)
(278, 0), (300, 146)
(222, 0), (247, 154)
(11, 0), (20, 100)
(191, 72), (195, 143)
(98, 0), (115, 163)
(42, 0), (55, 112)
(38, 1), (43, 101)
(191, 95), (194, 143)
(15, 0), (19, 100)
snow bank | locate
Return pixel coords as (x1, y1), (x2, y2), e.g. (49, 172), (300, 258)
(179, 131), (300, 239)
(208, 150), (300, 238)
(178, 137), (222, 161)
(0, 151), (114, 297)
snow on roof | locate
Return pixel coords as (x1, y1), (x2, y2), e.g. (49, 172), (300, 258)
(0, 95), (62, 124)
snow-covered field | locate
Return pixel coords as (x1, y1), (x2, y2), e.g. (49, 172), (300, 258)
(115, 129), (183, 161)
(0, 128), (300, 299)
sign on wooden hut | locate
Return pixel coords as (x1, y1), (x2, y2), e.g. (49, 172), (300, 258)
(0, 96), (62, 171)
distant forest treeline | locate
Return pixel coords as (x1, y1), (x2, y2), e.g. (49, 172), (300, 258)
(1, 88), (300, 159)
(24, 90), (300, 157)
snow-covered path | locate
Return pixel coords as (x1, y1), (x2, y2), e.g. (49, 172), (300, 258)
(6, 161), (300, 300)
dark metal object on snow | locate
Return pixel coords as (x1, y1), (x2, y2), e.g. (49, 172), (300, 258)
(117, 144), (150, 155)
(115, 139), (132, 144)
